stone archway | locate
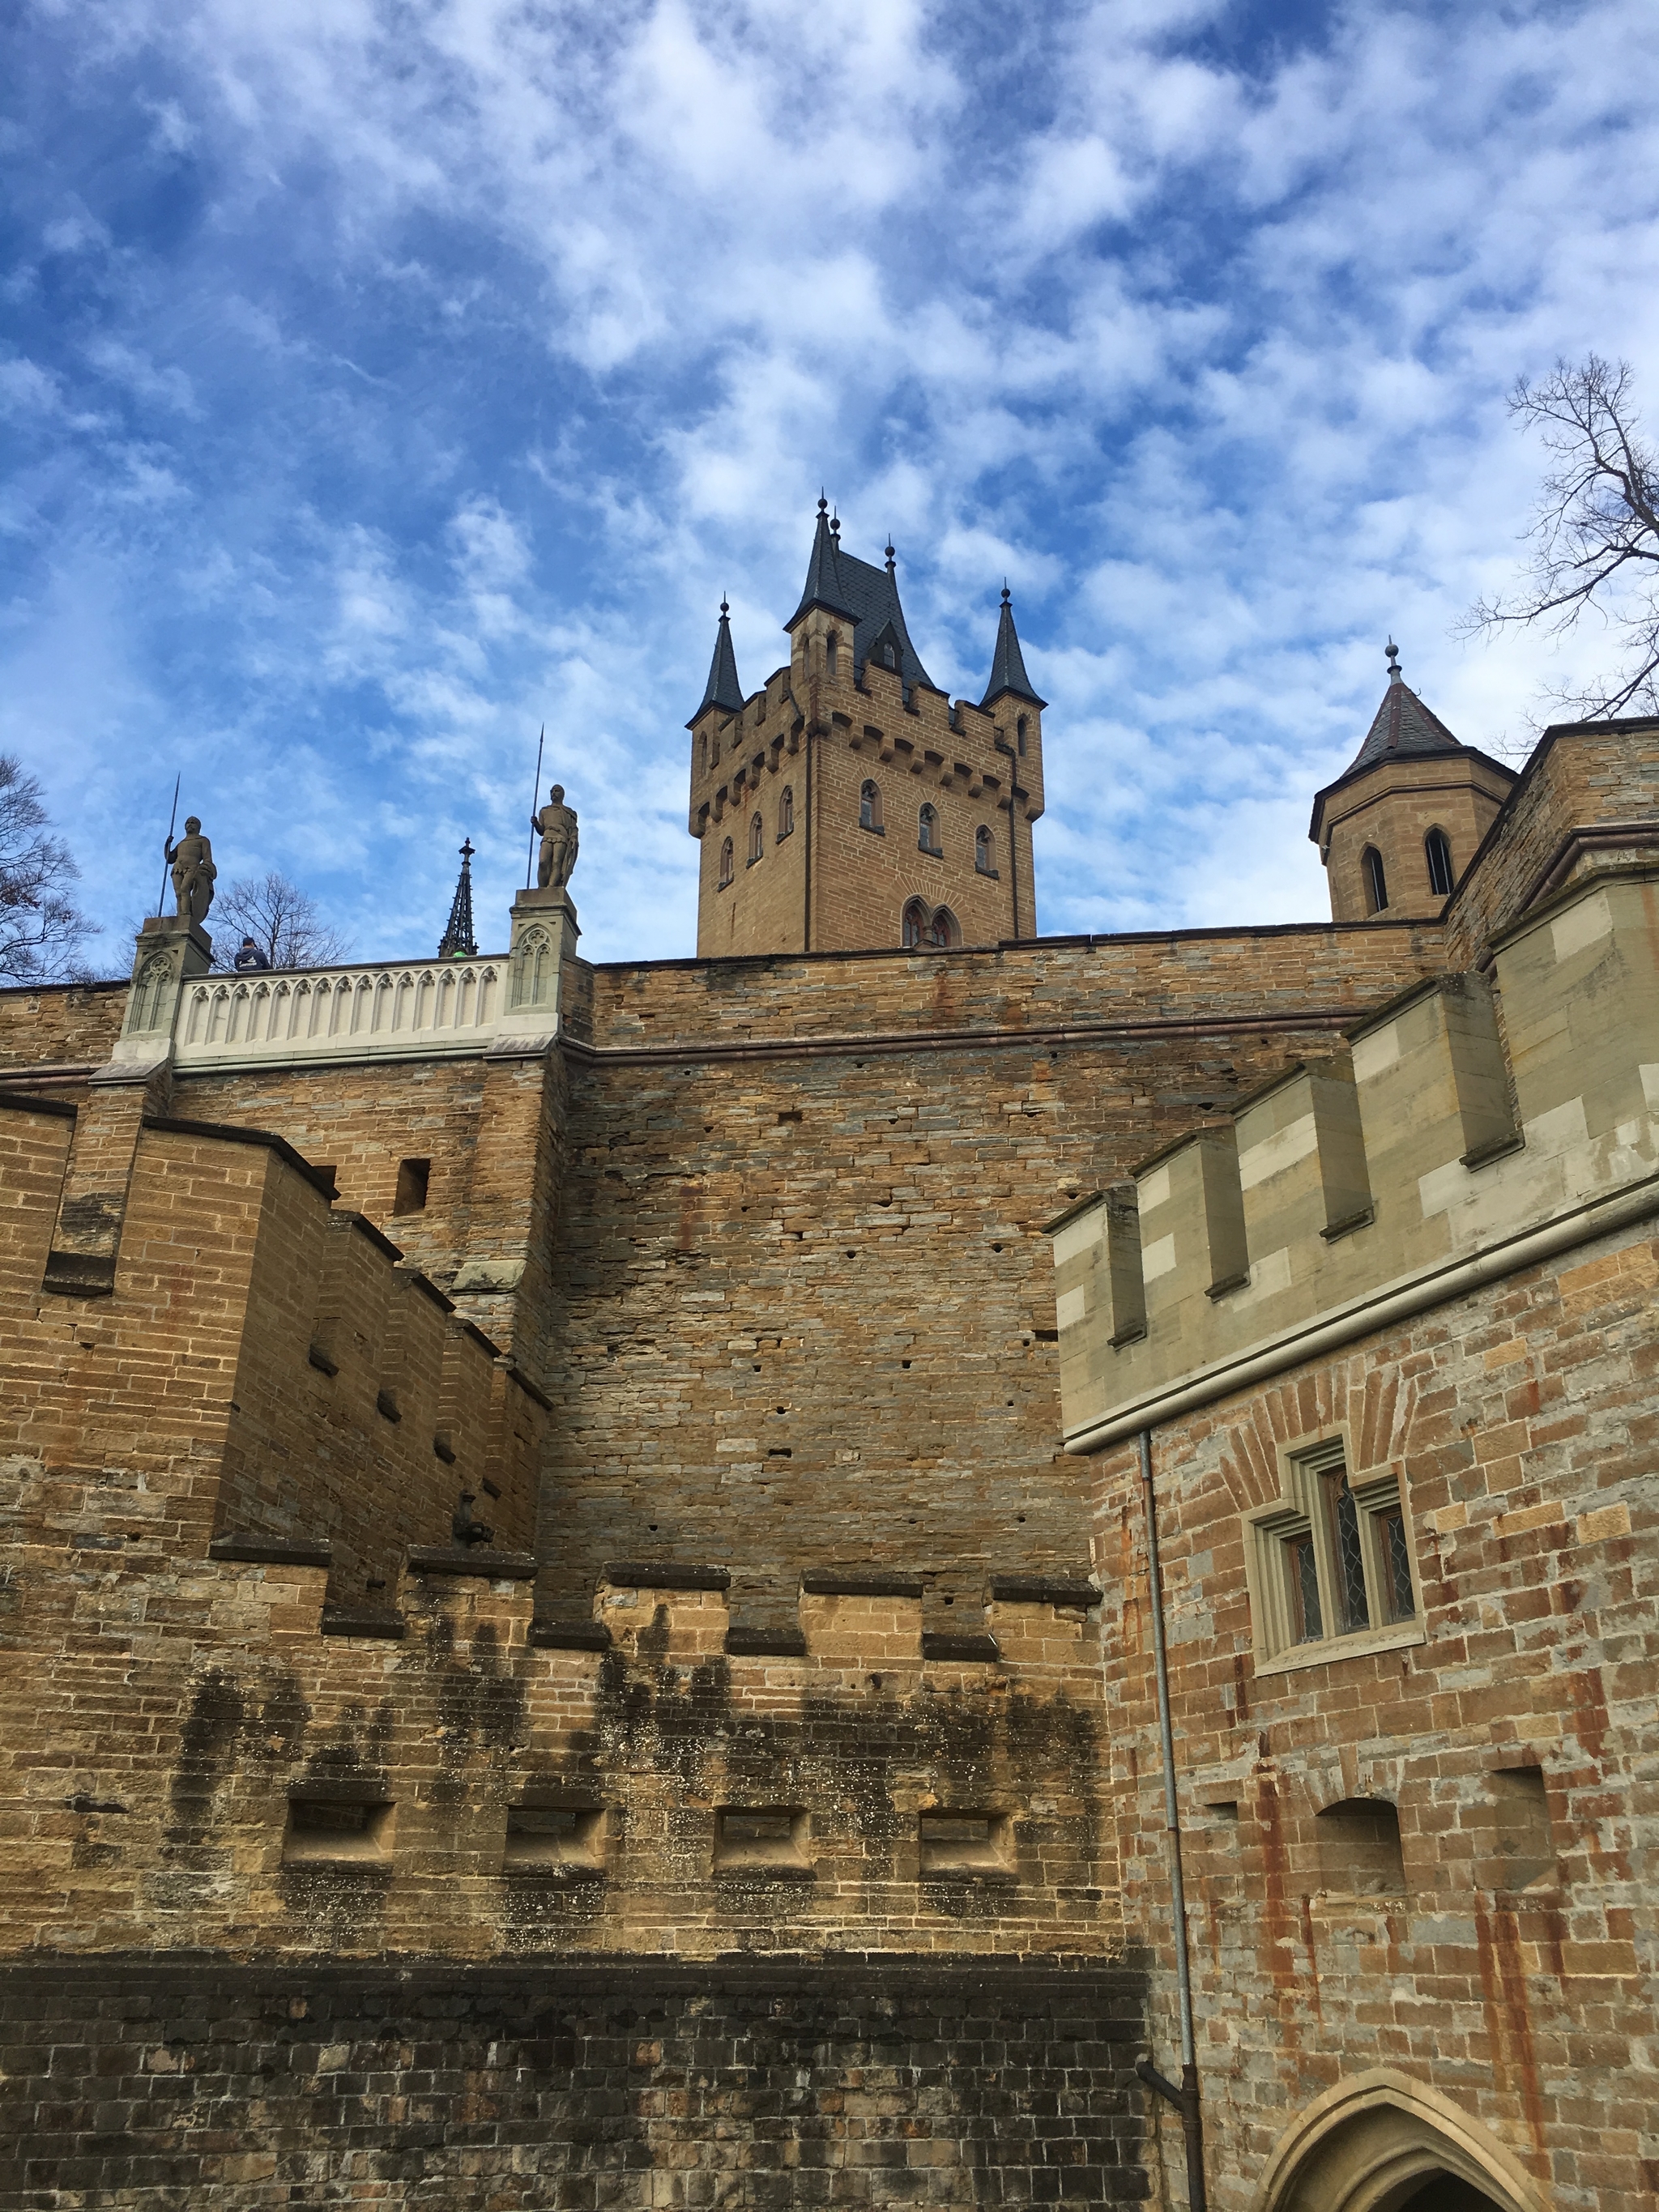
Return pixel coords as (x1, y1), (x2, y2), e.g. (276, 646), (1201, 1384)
(1249, 2069), (1550, 2212)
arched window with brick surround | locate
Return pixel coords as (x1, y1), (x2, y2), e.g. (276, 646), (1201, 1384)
(778, 786), (794, 839)
(919, 803), (940, 855)
(826, 631), (840, 680)
(748, 813), (763, 863)
(859, 780), (883, 832)
(975, 825), (994, 874)
(1425, 826), (1454, 898)
(1363, 846), (1388, 914)
(719, 837), (733, 888)
(1017, 714), (1028, 757)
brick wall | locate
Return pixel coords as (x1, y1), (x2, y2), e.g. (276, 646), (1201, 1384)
(1094, 1217), (1659, 2212)
(0, 1956), (1149, 2210)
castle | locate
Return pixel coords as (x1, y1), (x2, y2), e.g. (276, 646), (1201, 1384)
(1, 508), (1656, 2212)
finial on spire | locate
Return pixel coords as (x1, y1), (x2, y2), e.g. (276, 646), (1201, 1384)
(439, 837), (479, 960)
(720, 595), (730, 618)
(1000, 581), (1011, 606)
(830, 509), (840, 541)
(818, 491), (828, 514)
(1386, 637), (1401, 684)
(885, 537), (896, 572)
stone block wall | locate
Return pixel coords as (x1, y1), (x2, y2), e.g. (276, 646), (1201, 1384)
(1088, 1213), (1659, 2212)
(0, 1956), (1150, 2210)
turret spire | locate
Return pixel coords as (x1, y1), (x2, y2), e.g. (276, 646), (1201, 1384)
(788, 495), (857, 625)
(438, 838), (478, 959)
(980, 585), (1047, 710)
(689, 596), (745, 727)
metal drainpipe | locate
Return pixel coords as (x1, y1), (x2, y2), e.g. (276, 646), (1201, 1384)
(1135, 1426), (1208, 2212)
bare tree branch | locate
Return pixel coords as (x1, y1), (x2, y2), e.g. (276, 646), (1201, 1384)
(0, 754), (98, 985)
(1460, 355), (1659, 720)
(211, 872), (352, 971)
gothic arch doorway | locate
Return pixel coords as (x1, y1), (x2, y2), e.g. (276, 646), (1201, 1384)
(1250, 2071), (1548, 2212)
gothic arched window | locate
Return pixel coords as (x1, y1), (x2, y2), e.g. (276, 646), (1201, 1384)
(1362, 846), (1388, 914)
(1424, 827), (1454, 897)
(778, 785), (794, 839)
(902, 901), (958, 950)
(919, 803), (940, 855)
(748, 813), (764, 864)
(859, 779), (883, 832)
(1017, 714), (1028, 757)
(975, 825), (994, 874)
(719, 837), (734, 889)
(826, 632), (840, 680)
(699, 734), (707, 776)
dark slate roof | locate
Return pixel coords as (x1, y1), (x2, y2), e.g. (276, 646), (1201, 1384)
(1341, 645), (1462, 776)
(689, 599), (744, 727)
(981, 587), (1046, 710)
(786, 501), (935, 696)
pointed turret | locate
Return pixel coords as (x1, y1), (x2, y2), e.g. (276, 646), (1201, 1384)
(981, 586), (1047, 711)
(1310, 641), (1516, 923)
(788, 496), (858, 628)
(439, 838), (478, 959)
(689, 598), (745, 728)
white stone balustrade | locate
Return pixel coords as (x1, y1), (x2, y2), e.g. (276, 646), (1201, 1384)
(173, 957), (504, 1068)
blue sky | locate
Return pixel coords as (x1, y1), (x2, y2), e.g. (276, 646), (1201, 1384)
(3, 0), (1657, 970)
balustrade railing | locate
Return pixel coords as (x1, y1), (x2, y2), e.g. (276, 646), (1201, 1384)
(173, 957), (503, 1066)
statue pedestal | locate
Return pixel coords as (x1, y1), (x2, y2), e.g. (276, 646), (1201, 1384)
(495, 889), (578, 1048)
(110, 915), (215, 1066)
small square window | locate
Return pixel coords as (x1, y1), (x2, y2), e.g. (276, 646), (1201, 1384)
(283, 1793), (394, 1866)
(394, 1157), (430, 1214)
(1246, 1439), (1423, 1671)
(919, 1810), (1013, 1878)
(714, 1806), (812, 1877)
(504, 1800), (606, 1875)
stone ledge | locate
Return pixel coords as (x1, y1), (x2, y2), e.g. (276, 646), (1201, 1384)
(725, 1628), (808, 1657)
(801, 1570), (924, 1599)
(922, 1632), (1001, 1663)
(531, 1620), (612, 1650)
(989, 1575), (1101, 1609)
(407, 1546), (538, 1580)
(603, 1561), (731, 1591)
(320, 1607), (407, 1639)
(210, 1532), (334, 1569)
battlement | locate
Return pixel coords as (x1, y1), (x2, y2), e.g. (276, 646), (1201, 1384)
(1053, 864), (1659, 1447)
(0, 1468), (1113, 1960)
(0, 1093), (547, 1598)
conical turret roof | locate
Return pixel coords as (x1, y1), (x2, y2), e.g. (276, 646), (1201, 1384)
(1310, 641), (1512, 843)
(784, 505), (935, 696)
(689, 599), (745, 727)
(980, 586), (1046, 710)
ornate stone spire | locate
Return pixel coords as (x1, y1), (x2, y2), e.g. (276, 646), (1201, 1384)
(439, 838), (478, 959)
(980, 586), (1046, 710)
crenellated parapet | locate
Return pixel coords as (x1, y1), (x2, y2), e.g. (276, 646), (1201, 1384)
(1052, 865), (1659, 1448)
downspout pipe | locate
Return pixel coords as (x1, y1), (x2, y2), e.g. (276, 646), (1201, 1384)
(1134, 1426), (1208, 2212)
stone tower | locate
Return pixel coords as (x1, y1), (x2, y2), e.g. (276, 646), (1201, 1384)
(688, 502), (1046, 956)
(1310, 641), (1516, 921)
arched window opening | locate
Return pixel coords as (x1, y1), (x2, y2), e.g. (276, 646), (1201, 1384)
(883, 641), (897, 670)
(699, 734), (707, 776)
(859, 779), (883, 833)
(918, 803), (940, 855)
(902, 897), (929, 948)
(1363, 846), (1388, 914)
(1315, 1798), (1405, 1897)
(931, 906), (960, 948)
(778, 786), (794, 839)
(975, 825), (995, 875)
(904, 902), (959, 950)
(748, 813), (763, 864)
(719, 837), (734, 889)
(1425, 826), (1454, 898)
(1016, 714), (1027, 757)
(826, 632), (839, 680)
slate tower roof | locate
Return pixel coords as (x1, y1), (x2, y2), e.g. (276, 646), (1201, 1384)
(689, 598), (745, 727)
(1340, 640), (1462, 776)
(786, 499), (934, 697)
(981, 587), (1047, 711)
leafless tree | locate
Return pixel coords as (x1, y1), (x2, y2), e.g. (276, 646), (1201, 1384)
(0, 754), (96, 984)
(212, 872), (352, 971)
(1462, 355), (1659, 719)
